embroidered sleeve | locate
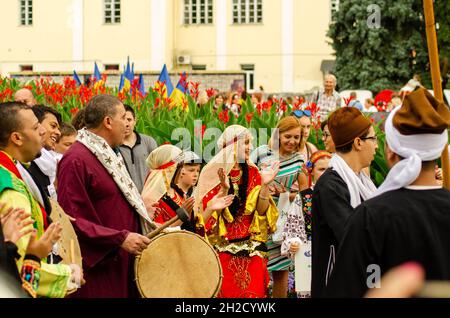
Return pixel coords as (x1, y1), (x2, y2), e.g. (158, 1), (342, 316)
(21, 256), (41, 298)
(245, 185), (278, 242)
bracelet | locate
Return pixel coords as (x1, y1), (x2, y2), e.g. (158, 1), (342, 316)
(259, 195), (270, 201)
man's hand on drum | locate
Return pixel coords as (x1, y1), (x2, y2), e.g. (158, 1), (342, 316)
(121, 233), (151, 255)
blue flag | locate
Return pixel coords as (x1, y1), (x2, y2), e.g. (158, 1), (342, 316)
(138, 74), (146, 95)
(157, 64), (174, 97)
(118, 73), (125, 92)
(73, 70), (82, 86)
(94, 62), (102, 82)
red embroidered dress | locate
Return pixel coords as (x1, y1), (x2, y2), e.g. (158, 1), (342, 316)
(197, 165), (278, 298)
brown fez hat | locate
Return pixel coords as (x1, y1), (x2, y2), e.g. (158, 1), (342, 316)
(393, 88), (450, 135)
(328, 107), (372, 148)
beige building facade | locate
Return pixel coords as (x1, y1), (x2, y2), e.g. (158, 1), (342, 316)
(0, 0), (338, 93)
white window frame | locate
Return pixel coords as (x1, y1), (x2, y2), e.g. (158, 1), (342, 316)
(19, 0), (33, 26)
(241, 64), (255, 92)
(233, 0), (262, 24)
(104, 0), (121, 24)
(184, 0), (213, 25)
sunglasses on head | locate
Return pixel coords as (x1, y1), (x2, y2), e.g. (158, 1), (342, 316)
(291, 110), (312, 118)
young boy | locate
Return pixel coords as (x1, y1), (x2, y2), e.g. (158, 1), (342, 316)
(54, 123), (77, 156)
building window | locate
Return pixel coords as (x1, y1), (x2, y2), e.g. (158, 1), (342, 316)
(184, 0), (213, 25)
(233, 0), (262, 24)
(192, 64), (207, 71)
(20, 65), (33, 72)
(331, 0), (339, 20)
(104, 64), (120, 71)
(104, 0), (121, 24)
(20, 0), (33, 26)
(241, 64), (255, 92)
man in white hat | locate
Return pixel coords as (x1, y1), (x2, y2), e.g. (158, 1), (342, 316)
(326, 88), (450, 297)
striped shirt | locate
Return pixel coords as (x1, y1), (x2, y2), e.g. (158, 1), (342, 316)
(251, 145), (305, 271)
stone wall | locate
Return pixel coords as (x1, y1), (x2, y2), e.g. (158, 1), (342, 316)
(10, 71), (246, 94)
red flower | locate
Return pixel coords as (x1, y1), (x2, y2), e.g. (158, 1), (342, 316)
(256, 103), (262, 116)
(181, 98), (189, 111)
(278, 100), (287, 113)
(189, 81), (200, 100)
(70, 107), (79, 115)
(194, 124), (207, 138)
(343, 96), (354, 106)
(293, 96), (305, 111)
(154, 98), (161, 109)
(218, 110), (230, 124)
(206, 88), (216, 98)
(177, 73), (189, 92)
(245, 112), (254, 124)
(117, 91), (126, 101)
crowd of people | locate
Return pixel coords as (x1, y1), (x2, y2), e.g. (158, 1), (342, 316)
(0, 76), (449, 299)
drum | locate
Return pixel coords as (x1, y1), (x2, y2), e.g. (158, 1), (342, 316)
(49, 199), (83, 269)
(135, 230), (222, 298)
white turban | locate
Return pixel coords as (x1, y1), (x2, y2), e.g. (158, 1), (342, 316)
(372, 105), (448, 197)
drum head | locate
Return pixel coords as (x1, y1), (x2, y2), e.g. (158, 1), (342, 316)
(135, 231), (222, 298)
(49, 199), (83, 269)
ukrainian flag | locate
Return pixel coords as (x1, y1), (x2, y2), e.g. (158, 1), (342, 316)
(93, 62), (105, 89)
(155, 64), (174, 98)
(170, 72), (189, 109)
(119, 57), (133, 92)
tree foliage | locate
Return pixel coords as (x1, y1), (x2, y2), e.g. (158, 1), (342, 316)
(328, 0), (449, 93)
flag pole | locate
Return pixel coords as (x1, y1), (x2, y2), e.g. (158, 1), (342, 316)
(423, 0), (450, 189)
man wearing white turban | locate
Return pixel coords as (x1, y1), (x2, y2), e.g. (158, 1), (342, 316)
(325, 88), (450, 297)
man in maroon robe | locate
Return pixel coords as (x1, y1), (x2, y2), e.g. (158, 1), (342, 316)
(58, 95), (152, 298)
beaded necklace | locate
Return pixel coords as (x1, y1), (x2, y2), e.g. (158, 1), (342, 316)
(230, 169), (243, 196)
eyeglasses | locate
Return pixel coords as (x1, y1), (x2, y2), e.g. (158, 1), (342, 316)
(291, 110), (312, 118)
(360, 135), (378, 142)
(322, 132), (331, 140)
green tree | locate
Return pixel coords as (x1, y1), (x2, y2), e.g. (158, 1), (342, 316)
(328, 0), (449, 93)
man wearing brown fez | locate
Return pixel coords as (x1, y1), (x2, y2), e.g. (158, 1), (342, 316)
(326, 88), (450, 297)
(311, 107), (379, 297)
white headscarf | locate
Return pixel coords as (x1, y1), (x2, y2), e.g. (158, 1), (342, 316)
(193, 125), (254, 214)
(372, 105), (448, 197)
(141, 145), (184, 208)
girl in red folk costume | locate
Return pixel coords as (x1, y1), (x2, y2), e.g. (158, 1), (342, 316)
(195, 125), (280, 298)
(141, 145), (197, 228)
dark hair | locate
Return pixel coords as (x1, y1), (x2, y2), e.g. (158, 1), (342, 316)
(84, 95), (122, 129)
(58, 122), (77, 139)
(71, 107), (86, 130)
(32, 105), (62, 125)
(124, 104), (136, 118)
(0, 102), (31, 148)
(170, 162), (202, 198)
(227, 163), (249, 217)
(335, 129), (370, 154)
